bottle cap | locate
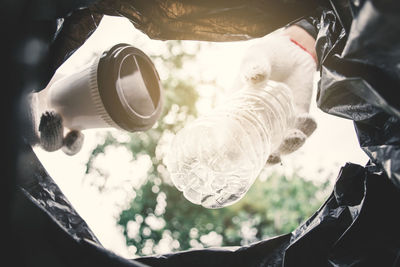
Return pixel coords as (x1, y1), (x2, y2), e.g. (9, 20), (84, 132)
(97, 43), (163, 132)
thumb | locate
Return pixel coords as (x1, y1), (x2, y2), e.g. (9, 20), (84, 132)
(241, 57), (272, 87)
(62, 130), (85, 156)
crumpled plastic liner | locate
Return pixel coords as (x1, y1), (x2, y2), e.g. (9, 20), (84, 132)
(316, 0), (400, 189)
(5, 0), (400, 266)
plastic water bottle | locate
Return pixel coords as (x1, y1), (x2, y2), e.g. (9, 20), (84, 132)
(165, 80), (295, 208)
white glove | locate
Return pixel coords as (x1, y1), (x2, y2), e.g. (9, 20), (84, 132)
(239, 29), (317, 165)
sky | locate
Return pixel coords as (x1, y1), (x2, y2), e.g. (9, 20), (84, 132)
(33, 15), (369, 258)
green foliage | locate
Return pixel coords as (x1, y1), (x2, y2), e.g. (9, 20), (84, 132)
(118, 172), (329, 255)
(85, 40), (330, 257)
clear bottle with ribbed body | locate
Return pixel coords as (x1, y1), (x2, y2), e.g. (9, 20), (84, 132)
(165, 80), (295, 208)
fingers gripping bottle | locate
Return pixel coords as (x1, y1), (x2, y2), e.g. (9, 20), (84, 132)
(165, 80), (296, 208)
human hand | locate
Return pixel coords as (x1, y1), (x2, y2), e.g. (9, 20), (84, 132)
(38, 110), (84, 156)
(25, 72), (85, 156)
(239, 25), (318, 165)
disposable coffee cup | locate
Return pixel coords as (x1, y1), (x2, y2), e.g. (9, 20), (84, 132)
(47, 43), (163, 132)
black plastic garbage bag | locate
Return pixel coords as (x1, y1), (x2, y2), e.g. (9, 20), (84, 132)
(3, 0), (400, 266)
(316, 0), (400, 190)
(11, 147), (400, 266)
